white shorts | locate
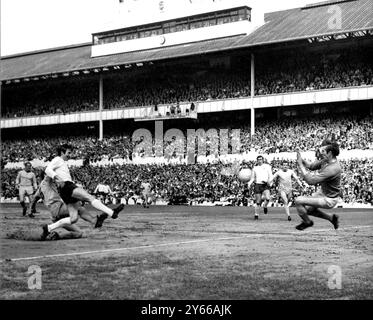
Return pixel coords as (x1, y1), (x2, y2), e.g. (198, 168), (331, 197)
(310, 191), (341, 209)
(19, 186), (34, 198)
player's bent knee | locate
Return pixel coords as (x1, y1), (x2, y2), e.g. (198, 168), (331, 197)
(70, 214), (79, 224)
(76, 231), (83, 239)
(73, 188), (94, 202)
(71, 231), (83, 239)
(294, 197), (305, 206)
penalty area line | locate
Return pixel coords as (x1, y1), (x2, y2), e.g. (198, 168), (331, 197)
(3, 234), (266, 262)
(2, 225), (372, 262)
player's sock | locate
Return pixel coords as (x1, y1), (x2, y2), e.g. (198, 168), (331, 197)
(91, 199), (113, 217)
(254, 204), (260, 217)
(285, 205), (290, 216)
(31, 196), (40, 213)
(48, 217), (73, 232)
(20, 201), (27, 216)
(312, 209), (332, 221)
(263, 200), (269, 214)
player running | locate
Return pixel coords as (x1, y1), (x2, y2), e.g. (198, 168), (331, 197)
(269, 161), (304, 221)
(33, 173), (101, 240)
(41, 144), (124, 240)
(141, 180), (152, 208)
(16, 162), (37, 217)
(94, 181), (113, 204)
(247, 155), (273, 220)
(294, 141), (341, 231)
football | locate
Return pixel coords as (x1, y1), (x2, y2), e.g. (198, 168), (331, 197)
(237, 168), (252, 182)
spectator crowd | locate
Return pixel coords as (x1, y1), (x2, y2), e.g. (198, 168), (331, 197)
(1, 159), (372, 206)
(2, 114), (372, 164)
(2, 49), (372, 118)
(1, 48), (372, 205)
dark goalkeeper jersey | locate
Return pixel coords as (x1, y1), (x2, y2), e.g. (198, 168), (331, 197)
(305, 160), (342, 198)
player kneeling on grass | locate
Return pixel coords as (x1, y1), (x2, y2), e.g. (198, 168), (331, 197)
(295, 141), (341, 231)
(34, 174), (99, 240)
(41, 144), (124, 240)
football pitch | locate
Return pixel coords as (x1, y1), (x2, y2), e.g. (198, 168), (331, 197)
(0, 204), (372, 300)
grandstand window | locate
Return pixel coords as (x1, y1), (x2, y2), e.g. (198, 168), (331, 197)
(190, 20), (204, 29)
(208, 18), (217, 26)
(103, 36), (115, 44)
(163, 21), (176, 34)
(176, 19), (189, 32)
(131, 33), (139, 40)
(93, 6), (251, 45)
(216, 12), (231, 25)
(151, 29), (162, 36)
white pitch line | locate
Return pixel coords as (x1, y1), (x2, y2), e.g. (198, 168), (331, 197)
(2, 225), (372, 262)
(3, 234), (266, 262)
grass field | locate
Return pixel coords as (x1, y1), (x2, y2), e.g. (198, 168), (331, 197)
(0, 203), (372, 300)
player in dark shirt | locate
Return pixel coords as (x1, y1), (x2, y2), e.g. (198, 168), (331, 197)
(295, 141), (341, 231)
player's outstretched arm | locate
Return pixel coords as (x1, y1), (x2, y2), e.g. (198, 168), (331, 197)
(32, 173), (38, 191)
(299, 164), (338, 186)
(45, 157), (60, 179)
(291, 170), (304, 188)
(15, 171), (21, 188)
(269, 172), (278, 187)
(45, 158), (65, 185)
(297, 150), (320, 170)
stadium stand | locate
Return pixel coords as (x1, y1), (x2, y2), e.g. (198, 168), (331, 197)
(1, 159), (372, 206)
(1, 0), (372, 207)
(2, 49), (372, 118)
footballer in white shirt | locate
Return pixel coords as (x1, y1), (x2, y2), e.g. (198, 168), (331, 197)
(247, 155), (273, 220)
(41, 144), (125, 240)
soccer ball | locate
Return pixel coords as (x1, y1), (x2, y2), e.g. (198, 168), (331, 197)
(237, 168), (252, 182)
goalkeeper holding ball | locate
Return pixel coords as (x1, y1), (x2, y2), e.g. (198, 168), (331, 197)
(294, 137), (341, 231)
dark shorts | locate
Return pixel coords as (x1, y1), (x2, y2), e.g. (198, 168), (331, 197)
(254, 183), (269, 194)
(59, 181), (79, 204)
(51, 202), (69, 222)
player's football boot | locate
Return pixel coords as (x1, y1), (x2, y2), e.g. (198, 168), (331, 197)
(28, 212), (35, 218)
(112, 204), (125, 219)
(288, 215), (292, 221)
(22, 207), (27, 216)
(331, 214), (339, 230)
(264, 207), (268, 214)
(40, 224), (50, 241)
(254, 215), (259, 220)
(295, 220), (314, 231)
(95, 213), (108, 228)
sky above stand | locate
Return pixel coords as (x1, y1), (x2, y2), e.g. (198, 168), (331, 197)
(1, 0), (322, 56)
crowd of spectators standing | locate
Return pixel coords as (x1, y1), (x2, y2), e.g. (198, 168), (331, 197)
(1, 159), (372, 206)
(2, 114), (372, 164)
(2, 50), (372, 118)
(2, 114), (372, 206)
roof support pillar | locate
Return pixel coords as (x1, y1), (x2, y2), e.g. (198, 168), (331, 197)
(250, 53), (255, 137)
(99, 74), (104, 141)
